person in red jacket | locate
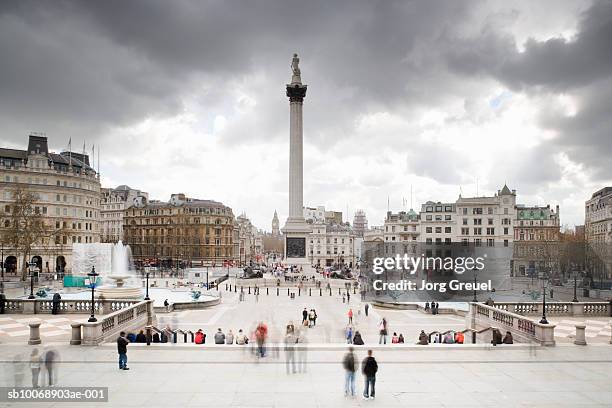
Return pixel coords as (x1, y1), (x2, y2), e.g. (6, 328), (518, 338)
(348, 309), (353, 324)
(194, 329), (206, 344)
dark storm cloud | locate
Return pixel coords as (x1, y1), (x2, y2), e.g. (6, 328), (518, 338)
(0, 0), (478, 147)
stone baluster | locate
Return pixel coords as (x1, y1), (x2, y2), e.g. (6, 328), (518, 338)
(28, 322), (42, 345)
(574, 324), (587, 345)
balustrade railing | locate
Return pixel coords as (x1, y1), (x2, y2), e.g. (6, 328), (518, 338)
(0, 298), (137, 314)
(490, 302), (609, 317)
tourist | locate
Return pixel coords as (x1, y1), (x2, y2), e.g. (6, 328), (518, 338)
(284, 330), (296, 374)
(378, 318), (388, 344)
(398, 333), (405, 343)
(135, 330), (146, 343)
(342, 294), (346, 303)
(30, 349), (41, 388)
(0, 291), (5, 314)
(194, 329), (205, 344)
(418, 330), (429, 345)
(226, 329), (235, 345)
(255, 321), (268, 357)
(44, 348), (59, 385)
(302, 308), (308, 325)
(491, 329), (503, 346)
(346, 325), (353, 344)
(455, 331), (465, 344)
(312, 309), (318, 326)
(297, 329), (308, 373)
(348, 308), (353, 324)
(362, 350), (378, 400)
(214, 328), (226, 344)
(164, 299), (170, 312)
(347, 291), (351, 303)
(503, 331), (514, 344)
(51, 293), (61, 315)
(117, 332), (129, 370)
(308, 309), (315, 327)
(152, 332), (160, 343)
(391, 332), (399, 344)
(343, 347), (357, 397)
(443, 332), (455, 344)
(236, 329), (247, 345)
(353, 331), (364, 345)
(364, 303), (369, 317)
(127, 332), (137, 342)
(424, 302), (430, 312)
(286, 321), (295, 334)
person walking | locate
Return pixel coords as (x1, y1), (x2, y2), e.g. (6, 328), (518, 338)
(378, 318), (388, 344)
(362, 350), (378, 400)
(302, 308), (308, 325)
(312, 309), (318, 326)
(163, 299), (170, 312)
(44, 348), (58, 385)
(347, 291), (351, 303)
(117, 331), (129, 370)
(364, 303), (369, 317)
(348, 308), (353, 324)
(284, 331), (296, 374)
(346, 325), (353, 344)
(30, 349), (41, 388)
(343, 347), (357, 397)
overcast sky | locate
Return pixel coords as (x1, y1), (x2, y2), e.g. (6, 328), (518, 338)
(1, 0), (611, 230)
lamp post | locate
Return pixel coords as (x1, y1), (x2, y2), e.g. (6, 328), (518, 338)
(144, 272), (150, 300)
(87, 266), (99, 322)
(539, 272), (548, 324)
(28, 261), (37, 299)
(572, 272), (578, 303)
(206, 265), (209, 289)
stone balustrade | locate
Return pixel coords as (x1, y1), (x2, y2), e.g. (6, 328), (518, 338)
(0, 298), (139, 315)
(491, 302), (610, 317)
(469, 302), (555, 346)
(80, 300), (154, 346)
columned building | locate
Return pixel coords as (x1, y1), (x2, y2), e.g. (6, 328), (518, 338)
(101, 185), (148, 243)
(384, 209), (420, 256)
(0, 135), (101, 276)
(123, 193), (235, 267)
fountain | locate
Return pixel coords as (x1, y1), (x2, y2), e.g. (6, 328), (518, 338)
(72, 241), (143, 299)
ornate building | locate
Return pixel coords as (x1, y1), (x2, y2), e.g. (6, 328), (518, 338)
(585, 187), (612, 285)
(271, 210), (280, 236)
(101, 185), (148, 243)
(0, 134), (101, 275)
(235, 214), (263, 266)
(307, 222), (356, 267)
(123, 193), (235, 267)
(353, 209), (368, 237)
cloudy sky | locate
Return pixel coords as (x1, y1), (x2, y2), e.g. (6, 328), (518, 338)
(1, 0), (611, 230)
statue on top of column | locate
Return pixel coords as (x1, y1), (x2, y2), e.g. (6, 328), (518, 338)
(291, 53), (301, 84)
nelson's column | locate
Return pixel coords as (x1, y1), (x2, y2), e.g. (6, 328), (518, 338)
(282, 53), (311, 265)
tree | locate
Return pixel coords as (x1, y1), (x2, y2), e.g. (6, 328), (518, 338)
(0, 186), (67, 280)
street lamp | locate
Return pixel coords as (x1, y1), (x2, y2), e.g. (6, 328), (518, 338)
(539, 271), (548, 324)
(87, 266), (99, 322)
(28, 261), (37, 299)
(572, 271), (579, 303)
(144, 272), (150, 300)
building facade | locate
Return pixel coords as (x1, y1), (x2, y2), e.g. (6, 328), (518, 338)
(455, 185), (516, 247)
(0, 135), (101, 275)
(100, 185), (148, 243)
(271, 210), (280, 236)
(384, 209), (420, 256)
(307, 223), (356, 267)
(419, 202), (455, 247)
(352, 209), (368, 237)
(512, 205), (561, 277)
(235, 214), (263, 265)
(123, 193), (235, 267)
(585, 187), (612, 284)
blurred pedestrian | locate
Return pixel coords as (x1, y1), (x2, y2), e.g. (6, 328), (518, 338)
(44, 348), (59, 384)
(348, 308), (353, 324)
(30, 349), (41, 388)
(343, 347), (357, 397)
(284, 331), (296, 374)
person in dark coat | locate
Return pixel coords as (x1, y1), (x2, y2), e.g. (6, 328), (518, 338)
(353, 331), (364, 345)
(502, 331), (513, 344)
(117, 332), (129, 370)
(0, 292), (6, 314)
(135, 330), (147, 343)
(152, 332), (160, 343)
(362, 350), (378, 399)
(51, 293), (61, 315)
(343, 347), (357, 396)
(418, 330), (429, 345)
(491, 329), (503, 346)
